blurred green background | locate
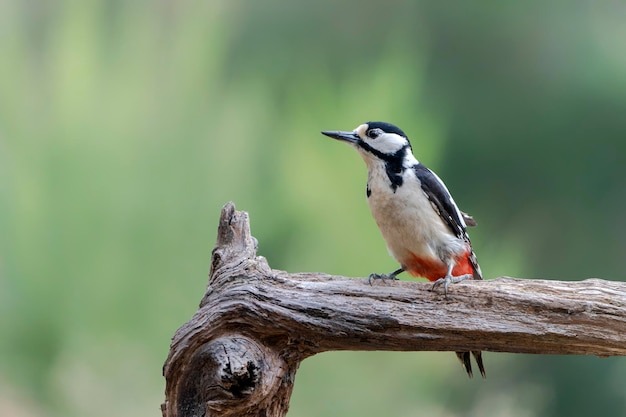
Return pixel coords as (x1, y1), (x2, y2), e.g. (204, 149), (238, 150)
(2, 1), (626, 416)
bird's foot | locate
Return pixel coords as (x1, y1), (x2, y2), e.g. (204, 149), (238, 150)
(368, 272), (400, 286)
(431, 274), (472, 297)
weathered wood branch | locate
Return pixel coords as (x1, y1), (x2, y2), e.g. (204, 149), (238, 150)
(162, 202), (626, 417)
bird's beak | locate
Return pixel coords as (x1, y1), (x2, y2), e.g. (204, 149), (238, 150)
(321, 130), (359, 144)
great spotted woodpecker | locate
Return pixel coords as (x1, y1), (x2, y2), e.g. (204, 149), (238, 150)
(322, 121), (485, 378)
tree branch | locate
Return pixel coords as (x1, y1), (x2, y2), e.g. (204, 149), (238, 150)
(162, 202), (626, 417)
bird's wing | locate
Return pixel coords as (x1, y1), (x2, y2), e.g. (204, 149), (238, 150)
(412, 164), (482, 280)
(412, 163), (469, 240)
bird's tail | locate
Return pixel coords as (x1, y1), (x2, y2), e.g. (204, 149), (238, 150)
(456, 351), (486, 379)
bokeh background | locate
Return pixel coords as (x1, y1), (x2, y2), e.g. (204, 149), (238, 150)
(2, 1), (626, 416)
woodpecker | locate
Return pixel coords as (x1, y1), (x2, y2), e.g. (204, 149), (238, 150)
(322, 121), (485, 378)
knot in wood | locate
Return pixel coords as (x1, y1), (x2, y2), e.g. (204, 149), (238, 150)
(175, 335), (286, 417)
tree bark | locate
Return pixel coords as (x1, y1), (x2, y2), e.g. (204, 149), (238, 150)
(162, 202), (626, 417)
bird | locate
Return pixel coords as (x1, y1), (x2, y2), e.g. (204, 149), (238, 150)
(321, 121), (485, 378)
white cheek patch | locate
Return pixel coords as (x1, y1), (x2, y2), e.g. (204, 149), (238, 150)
(368, 133), (407, 154)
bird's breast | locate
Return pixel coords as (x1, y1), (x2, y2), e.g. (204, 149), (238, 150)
(366, 168), (466, 268)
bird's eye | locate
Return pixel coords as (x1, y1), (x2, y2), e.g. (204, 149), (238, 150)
(368, 129), (381, 139)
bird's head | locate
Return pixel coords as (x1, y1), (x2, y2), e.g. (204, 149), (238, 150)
(322, 122), (412, 167)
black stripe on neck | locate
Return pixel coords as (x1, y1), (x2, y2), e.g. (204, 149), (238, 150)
(359, 142), (409, 192)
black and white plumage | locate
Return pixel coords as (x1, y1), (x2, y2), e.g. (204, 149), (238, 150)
(322, 121), (485, 378)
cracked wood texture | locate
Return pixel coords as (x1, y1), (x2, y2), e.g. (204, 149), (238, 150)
(162, 202), (626, 417)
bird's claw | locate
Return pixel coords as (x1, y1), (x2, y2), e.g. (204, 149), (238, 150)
(431, 274), (472, 297)
(368, 272), (400, 286)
